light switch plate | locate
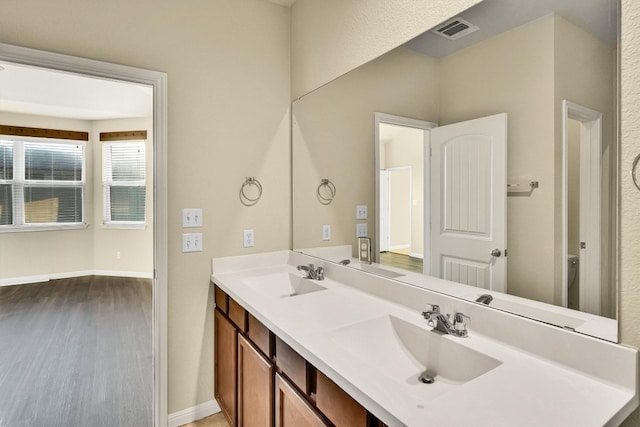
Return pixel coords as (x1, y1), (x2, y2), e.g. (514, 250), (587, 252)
(356, 205), (368, 219)
(182, 233), (203, 252)
(356, 223), (368, 238)
(182, 208), (203, 228)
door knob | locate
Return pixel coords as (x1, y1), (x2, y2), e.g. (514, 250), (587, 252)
(490, 248), (502, 257)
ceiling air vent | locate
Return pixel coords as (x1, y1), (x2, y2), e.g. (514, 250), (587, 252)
(432, 18), (479, 41)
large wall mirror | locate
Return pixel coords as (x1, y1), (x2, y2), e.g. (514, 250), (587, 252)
(292, 0), (619, 342)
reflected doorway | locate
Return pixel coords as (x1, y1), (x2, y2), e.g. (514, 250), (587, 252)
(375, 113), (436, 275)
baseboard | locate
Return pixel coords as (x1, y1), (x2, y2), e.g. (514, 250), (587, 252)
(389, 244), (410, 251)
(0, 270), (153, 287)
(409, 252), (424, 260)
(168, 400), (221, 427)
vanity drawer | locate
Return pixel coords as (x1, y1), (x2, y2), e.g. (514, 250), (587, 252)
(228, 297), (247, 332)
(214, 284), (228, 314)
(248, 313), (273, 358)
(315, 370), (367, 427)
(276, 336), (308, 394)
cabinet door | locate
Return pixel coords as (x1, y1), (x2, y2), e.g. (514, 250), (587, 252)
(238, 334), (274, 427)
(316, 371), (367, 427)
(215, 309), (237, 426)
(275, 373), (328, 427)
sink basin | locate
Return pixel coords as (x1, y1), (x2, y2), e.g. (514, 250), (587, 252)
(241, 272), (327, 298)
(327, 315), (501, 387)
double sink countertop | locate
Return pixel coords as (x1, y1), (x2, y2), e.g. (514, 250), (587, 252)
(211, 250), (638, 427)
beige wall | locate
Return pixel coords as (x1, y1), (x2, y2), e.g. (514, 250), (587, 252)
(0, 112), (95, 279)
(92, 117), (154, 274)
(0, 0), (290, 415)
(383, 129), (424, 257)
(0, 113), (153, 280)
(291, 0), (481, 98)
(292, 46), (440, 254)
(440, 16), (557, 304)
(554, 14), (616, 315)
(620, 0), (640, 425)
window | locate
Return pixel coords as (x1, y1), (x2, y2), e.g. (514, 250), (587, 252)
(0, 138), (85, 230)
(103, 141), (146, 226)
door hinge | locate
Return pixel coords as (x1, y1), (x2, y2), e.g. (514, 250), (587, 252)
(580, 242), (586, 249)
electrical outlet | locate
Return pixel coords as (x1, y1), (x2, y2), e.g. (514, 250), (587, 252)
(243, 229), (255, 248)
(358, 237), (372, 264)
(182, 233), (203, 252)
(356, 205), (368, 219)
(182, 208), (203, 228)
(322, 225), (331, 241)
(356, 223), (368, 238)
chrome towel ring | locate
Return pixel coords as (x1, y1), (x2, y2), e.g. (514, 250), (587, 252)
(632, 153), (640, 192)
(317, 178), (336, 205)
(240, 177), (263, 206)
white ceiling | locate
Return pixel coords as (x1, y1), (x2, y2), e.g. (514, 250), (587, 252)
(407, 0), (617, 58)
(0, 61), (153, 121)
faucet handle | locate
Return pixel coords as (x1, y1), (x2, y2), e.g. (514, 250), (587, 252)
(453, 312), (470, 333)
(421, 304), (440, 321)
(316, 266), (324, 280)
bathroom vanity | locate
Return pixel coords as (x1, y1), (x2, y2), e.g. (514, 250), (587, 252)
(211, 250), (638, 426)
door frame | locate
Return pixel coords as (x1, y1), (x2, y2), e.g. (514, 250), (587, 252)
(374, 112), (437, 269)
(0, 42), (168, 426)
(562, 100), (602, 314)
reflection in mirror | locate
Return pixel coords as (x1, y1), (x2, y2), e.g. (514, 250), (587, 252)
(292, 0), (619, 341)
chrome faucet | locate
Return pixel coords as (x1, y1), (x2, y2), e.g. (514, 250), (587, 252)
(475, 294), (493, 305)
(421, 304), (469, 337)
(297, 264), (324, 280)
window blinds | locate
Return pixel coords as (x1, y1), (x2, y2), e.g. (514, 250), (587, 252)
(103, 141), (146, 223)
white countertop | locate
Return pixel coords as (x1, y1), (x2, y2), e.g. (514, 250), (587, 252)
(211, 250), (638, 427)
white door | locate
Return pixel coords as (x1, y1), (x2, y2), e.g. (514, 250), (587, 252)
(430, 113), (507, 292)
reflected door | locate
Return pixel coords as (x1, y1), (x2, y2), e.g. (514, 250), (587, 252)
(430, 113), (507, 292)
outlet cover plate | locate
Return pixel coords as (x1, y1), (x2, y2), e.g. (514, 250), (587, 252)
(243, 229), (255, 248)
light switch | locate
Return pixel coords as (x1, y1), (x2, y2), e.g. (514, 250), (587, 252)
(182, 208), (203, 228)
(182, 233), (203, 252)
(356, 205), (368, 219)
(356, 223), (368, 238)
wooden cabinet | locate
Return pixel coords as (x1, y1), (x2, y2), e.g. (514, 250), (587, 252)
(275, 373), (328, 427)
(238, 334), (274, 427)
(215, 309), (237, 426)
(316, 370), (368, 427)
(214, 284), (386, 427)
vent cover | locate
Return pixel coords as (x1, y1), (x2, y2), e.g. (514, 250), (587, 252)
(432, 18), (479, 41)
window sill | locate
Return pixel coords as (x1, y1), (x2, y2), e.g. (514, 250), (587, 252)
(102, 222), (147, 230)
(0, 222), (89, 233)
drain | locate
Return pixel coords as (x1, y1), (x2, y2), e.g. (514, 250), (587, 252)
(418, 373), (435, 384)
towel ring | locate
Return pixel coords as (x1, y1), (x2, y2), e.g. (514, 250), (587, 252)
(632, 153), (640, 192)
(317, 179), (336, 205)
(240, 177), (263, 206)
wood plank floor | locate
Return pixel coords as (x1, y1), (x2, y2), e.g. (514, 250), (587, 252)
(379, 251), (423, 274)
(0, 276), (152, 427)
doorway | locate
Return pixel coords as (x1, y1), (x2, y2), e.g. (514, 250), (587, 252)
(562, 100), (603, 315)
(0, 43), (168, 426)
(375, 113), (436, 275)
